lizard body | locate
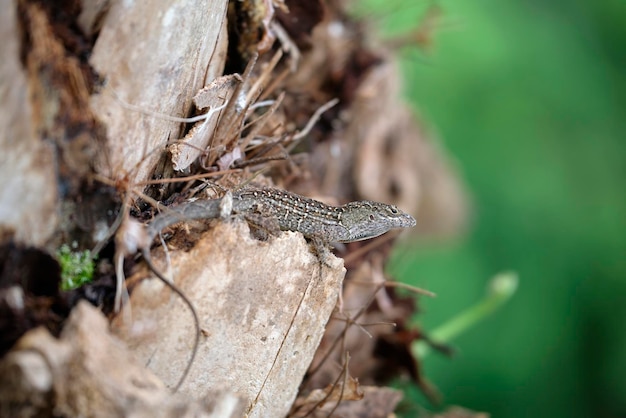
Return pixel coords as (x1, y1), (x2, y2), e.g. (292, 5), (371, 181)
(146, 187), (416, 244)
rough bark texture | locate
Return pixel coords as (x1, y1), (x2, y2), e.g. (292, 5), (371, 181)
(89, 0), (229, 185)
(0, 0), (58, 246)
(0, 302), (247, 418)
(117, 221), (344, 417)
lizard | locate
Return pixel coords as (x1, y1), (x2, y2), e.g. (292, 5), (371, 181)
(145, 187), (416, 246)
(139, 187), (416, 391)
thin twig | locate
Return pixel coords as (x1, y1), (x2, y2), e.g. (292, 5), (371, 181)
(287, 98), (340, 151)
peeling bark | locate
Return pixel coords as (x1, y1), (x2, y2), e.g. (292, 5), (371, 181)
(89, 0), (229, 185)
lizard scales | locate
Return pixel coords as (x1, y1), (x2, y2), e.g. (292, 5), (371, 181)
(147, 187), (416, 244)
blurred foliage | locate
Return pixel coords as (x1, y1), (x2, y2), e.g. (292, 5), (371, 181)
(358, 0), (626, 417)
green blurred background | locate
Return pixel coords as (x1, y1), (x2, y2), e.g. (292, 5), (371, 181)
(356, 0), (626, 416)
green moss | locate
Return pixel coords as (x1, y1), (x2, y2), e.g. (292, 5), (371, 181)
(57, 243), (96, 291)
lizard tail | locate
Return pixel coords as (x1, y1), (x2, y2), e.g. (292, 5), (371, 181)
(141, 247), (201, 392)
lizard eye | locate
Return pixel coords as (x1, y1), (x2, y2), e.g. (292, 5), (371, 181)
(369, 214), (375, 221)
(390, 207), (398, 214)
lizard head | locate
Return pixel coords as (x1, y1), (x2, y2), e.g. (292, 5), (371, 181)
(339, 201), (416, 243)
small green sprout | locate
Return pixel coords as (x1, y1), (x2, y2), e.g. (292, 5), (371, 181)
(57, 243), (96, 291)
(413, 271), (519, 359)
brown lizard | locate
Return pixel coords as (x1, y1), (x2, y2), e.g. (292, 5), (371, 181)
(140, 187), (416, 390)
(146, 187), (416, 245)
